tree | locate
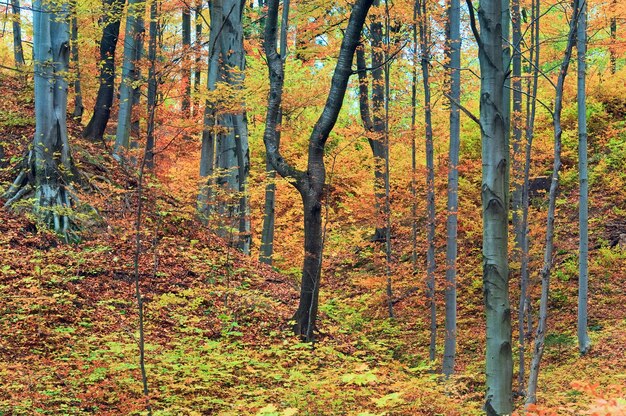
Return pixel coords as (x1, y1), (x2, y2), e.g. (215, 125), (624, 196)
(70, 5), (84, 121)
(577, 0), (591, 357)
(259, 0), (290, 265)
(115, 0), (146, 156)
(356, 0), (389, 243)
(145, 0), (160, 170)
(11, 0), (25, 67)
(182, 4), (192, 116)
(467, 0), (513, 411)
(443, 0), (461, 377)
(82, 0), (125, 141)
(4, 0), (77, 240)
(526, 0), (581, 405)
(198, 0), (250, 254)
(263, 0), (374, 340)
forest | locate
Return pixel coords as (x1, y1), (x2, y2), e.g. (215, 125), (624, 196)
(0, 0), (625, 414)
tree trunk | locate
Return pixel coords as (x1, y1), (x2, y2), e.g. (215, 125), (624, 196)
(576, 0), (591, 356)
(198, 0), (250, 254)
(145, 0), (159, 170)
(11, 0), (25, 67)
(262, 0), (374, 340)
(182, 5), (192, 116)
(115, 0), (146, 156)
(526, 0), (580, 405)
(82, 0), (124, 141)
(4, 0), (77, 240)
(443, 0), (461, 378)
(416, 0), (437, 364)
(193, 0), (203, 116)
(260, 0), (290, 265)
(70, 8), (84, 121)
(610, 8), (616, 75)
(469, 0), (513, 411)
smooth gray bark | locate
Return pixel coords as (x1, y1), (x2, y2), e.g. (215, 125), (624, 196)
(416, 0), (436, 363)
(468, 0), (513, 411)
(198, 0), (250, 254)
(193, 0), (203, 115)
(443, 0), (461, 378)
(526, 0), (580, 405)
(182, 5), (192, 116)
(145, 0), (159, 170)
(262, 0), (374, 340)
(115, 0), (146, 155)
(259, 0), (289, 265)
(11, 0), (25, 67)
(4, 0), (76, 239)
(70, 9), (84, 121)
(577, 0), (591, 356)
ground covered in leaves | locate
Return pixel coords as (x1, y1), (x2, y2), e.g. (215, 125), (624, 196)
(1, 72), (625, 415)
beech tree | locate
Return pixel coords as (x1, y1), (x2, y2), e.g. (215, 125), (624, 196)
(263, 0), (374, 340)
(11, 0), (25, 67)
(527, 0), (581, 404)
(198, 0), (250, 254)
(4, 0), (77, 239)
(443, 0), (461, 377)
(82, 0), (125, 141)
(467, 0), (513, 411)
(114, 0), (146, 155)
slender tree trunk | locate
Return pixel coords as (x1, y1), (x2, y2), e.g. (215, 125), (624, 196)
(410, 0), (418, 271)
(443, 0), (461, 377)
(82, 0), (124, 141)
(4, 0), (76, 239)
(262, 0), (374, 340)
(115, 0), (146, 156)
(526, 0), (580, 405)
(383, 0), (394, 319)
(610, 7), (617, 75)
(577, 0), (591, 356)
(11, 0), (25, 67)
(260, 0), (290, 265)
(468, 0), (513, 411)
(145, 0), (159, 170)
(193, 0), (203, 116)
(198, 0), (250, 254)
(416, 0), (437, 363)
(182, 5), (192, 116)
(70, 8), (84, 121)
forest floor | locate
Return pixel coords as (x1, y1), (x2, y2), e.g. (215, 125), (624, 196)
(0, 73), (625, 415)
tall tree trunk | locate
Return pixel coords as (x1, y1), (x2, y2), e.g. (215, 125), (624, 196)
(443, 0), (461, 377)
(145, 0), (159, 169)
(115, 0), (146, 156)
(610, 6), (617, 75)
(198, 0), (250, 254)
(383, 0), (394, 319)
(4, 0), (77, 240)
(70, 7), (84, 121)
(416, 0), (436, 364)
(259, 0), (290, 265)
(510, 0), (525, 393)
(182, 5), (192, 116)
(82, 0), (124, 141)
(468, 0), (513, 411)
(263, 0), (374, 340)
(526, 0), (580, 405)
(193, 0), (203, 116)
(356, 0), (388, 243)
(519, 0), (540, 395)
(577, 0), (591, 356)
(11, 0), (25, 67)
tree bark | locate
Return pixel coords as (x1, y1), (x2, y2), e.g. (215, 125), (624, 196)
(576, 0), (591, 356)
(70, 7), (84, 121)
(263, 0), (374, 340)
(260, 0), (290, 265)
(82, 0), (124, 141)
(526, 0), (580, 405)
(182, 5), (192, 116)
(468, 0), (513, 411)
(11, 0), (25, 67)
(4, 0), (77, 240)
(443, 0), (461, 378)
(145, 0), (159, 170)
(198, 0), (251, 254)
(193, 0), (203, 116)
(115, 0), (146, 156)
